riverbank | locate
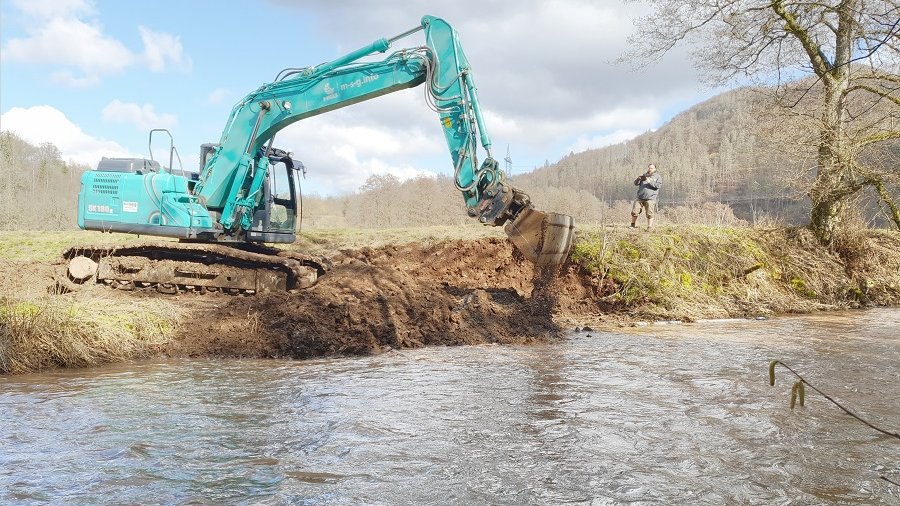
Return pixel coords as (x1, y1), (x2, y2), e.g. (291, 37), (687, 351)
(2, 225), (898, 374)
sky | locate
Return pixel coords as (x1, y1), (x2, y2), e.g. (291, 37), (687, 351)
(0, 0), (718, 195)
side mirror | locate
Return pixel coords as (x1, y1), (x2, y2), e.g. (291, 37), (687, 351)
(292, 159), (306, 178)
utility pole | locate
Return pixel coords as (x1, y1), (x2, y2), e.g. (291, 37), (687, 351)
(504, 145), (512, 176)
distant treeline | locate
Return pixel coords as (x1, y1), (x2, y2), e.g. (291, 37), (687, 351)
(0, 131), (91, 231)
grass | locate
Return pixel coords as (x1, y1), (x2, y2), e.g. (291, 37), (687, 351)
(0, 295), (181, 374)
(570, 225), (900, 321)
(0, 230), (167, 262)
(0, 226), (504, 262)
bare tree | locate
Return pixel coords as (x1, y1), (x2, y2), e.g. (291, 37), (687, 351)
(359, 173), (401, 192)
(626, 0), (900, 241)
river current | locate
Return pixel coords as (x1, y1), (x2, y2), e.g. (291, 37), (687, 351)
(2, 309), (899, 504)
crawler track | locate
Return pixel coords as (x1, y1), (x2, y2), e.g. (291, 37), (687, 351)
(58, 241), (328, 294)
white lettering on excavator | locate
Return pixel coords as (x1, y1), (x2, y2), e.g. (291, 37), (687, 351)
(88, 204), (113, 214)
(323, 82), (338, 101)
(123, 201), (138, 213)
(340, 74), (380, 92)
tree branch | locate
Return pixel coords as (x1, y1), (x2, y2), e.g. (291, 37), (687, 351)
(854, 130), (900, 148)
(843, 84), (900, 106)
(771, 0), (833, 78)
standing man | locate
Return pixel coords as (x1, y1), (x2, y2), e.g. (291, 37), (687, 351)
(630, 163), (662, 230)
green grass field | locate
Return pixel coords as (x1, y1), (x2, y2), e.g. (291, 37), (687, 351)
(0, 225), (506, 262)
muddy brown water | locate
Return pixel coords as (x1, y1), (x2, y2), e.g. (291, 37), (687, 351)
(2, 309), (899, 504)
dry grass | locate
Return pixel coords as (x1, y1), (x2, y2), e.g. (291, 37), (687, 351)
(0, 226), (504, 262)
(570, 225), (900, 321)
(289, 225), (505, 256)
(0, 295), (182, 374)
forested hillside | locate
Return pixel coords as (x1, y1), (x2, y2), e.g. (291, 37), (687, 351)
(510, 87), (809, 225)
(0, 132), (91, 231)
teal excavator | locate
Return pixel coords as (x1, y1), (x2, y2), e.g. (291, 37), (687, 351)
(64, 15), (574, 294)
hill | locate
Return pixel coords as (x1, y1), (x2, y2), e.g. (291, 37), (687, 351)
(509, 87), (809, 225)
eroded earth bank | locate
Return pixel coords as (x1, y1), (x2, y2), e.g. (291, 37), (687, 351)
(3, 227), (899, 373)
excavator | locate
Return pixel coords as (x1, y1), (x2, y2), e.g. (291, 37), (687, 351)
(63, 15), (574, 294)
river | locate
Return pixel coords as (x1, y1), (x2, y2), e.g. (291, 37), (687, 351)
(2, 309), (899, 504)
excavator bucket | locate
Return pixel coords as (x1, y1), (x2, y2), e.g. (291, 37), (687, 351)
(504, 208), (575, 265)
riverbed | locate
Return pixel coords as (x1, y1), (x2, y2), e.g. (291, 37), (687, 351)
(2, 309), (898, 504)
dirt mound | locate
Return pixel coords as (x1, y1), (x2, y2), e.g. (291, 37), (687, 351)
(177, 238), (567, 358)
(0, 261), (62, 299)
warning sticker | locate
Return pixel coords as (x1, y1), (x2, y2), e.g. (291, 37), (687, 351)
(123, 201), (138, 213)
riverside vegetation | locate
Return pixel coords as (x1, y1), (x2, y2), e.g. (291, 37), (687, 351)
(2, 225), (898, 375)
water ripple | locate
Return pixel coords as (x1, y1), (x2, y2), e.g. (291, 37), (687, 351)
(1, 309), (898, 504)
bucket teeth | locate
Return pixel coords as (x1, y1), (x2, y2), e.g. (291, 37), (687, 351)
(504, 208), (575, 265)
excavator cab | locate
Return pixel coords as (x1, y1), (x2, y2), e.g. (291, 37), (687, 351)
(247, 149), (302, 243)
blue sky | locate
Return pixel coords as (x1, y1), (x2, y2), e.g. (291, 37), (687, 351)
(1, 0), (717, 195)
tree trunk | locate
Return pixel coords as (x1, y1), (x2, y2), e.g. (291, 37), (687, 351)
(808, 2), (855, 245)
(810, 194), (845, 242)
(809, 83), (848, 244)
(874, 180), (900, 231)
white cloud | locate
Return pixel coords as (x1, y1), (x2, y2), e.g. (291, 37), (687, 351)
(101, 99), (178, 131)
(261, 0), (706, 179)
(483, 107), (660, 146)
(1, 105), (136, 165)
(139, 26), (191, 72)
(2, 17), (134, 76)
(275, 109), (441, 193)
(1, 2), (190, 86)
(50, 70), (101, 88)
(207, 88), (232, 105)
(566, 129), (649, 154)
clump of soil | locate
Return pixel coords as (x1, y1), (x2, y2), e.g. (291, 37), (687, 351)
(178, 238), (565, 358)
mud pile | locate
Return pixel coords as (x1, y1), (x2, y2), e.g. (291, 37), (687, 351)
(173, 238), (573, 358)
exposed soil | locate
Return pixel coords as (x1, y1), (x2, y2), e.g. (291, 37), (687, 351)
(0, 238), (595, 361)
(173, 238), (582, 359)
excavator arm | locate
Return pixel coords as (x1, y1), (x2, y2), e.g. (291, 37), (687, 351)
(193, 15), (574, 264)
